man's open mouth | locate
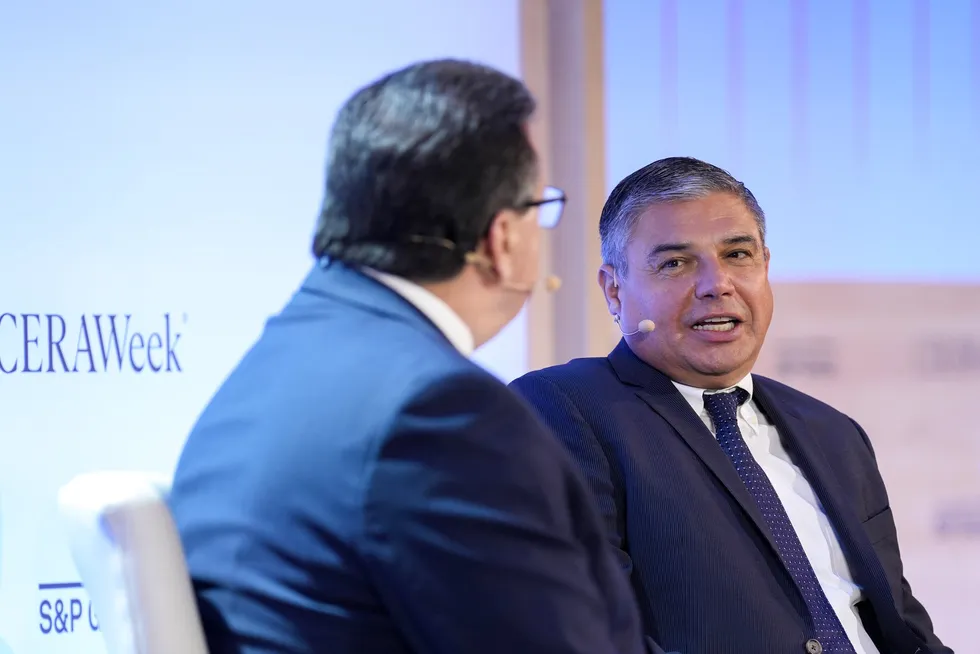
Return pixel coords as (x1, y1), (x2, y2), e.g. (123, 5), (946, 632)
(691, 317), (742, 332)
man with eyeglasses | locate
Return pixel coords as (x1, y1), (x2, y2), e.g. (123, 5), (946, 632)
(168, 59), (653, 654)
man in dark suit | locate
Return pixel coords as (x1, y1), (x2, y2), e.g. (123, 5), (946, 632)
(511, 157), (952, 654)
(167, 60), (649, 654)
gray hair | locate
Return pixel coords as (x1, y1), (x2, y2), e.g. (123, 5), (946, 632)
(599, 156), (766, 275)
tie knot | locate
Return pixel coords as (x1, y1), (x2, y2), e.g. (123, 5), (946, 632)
(702, 388), (749, 430)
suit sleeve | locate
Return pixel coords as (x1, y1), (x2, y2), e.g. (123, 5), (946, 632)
(850, 418), (953, 654)
(510, 374), (633, 573)
(510, 375), (677, 654)
(361, 369), (647, 654)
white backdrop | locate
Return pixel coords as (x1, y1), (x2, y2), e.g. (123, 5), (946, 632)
(0, 2), (524, 651)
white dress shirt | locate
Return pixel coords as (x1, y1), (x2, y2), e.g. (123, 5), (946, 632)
(672, 375), (880, 654)
(362, 268), (475, 357)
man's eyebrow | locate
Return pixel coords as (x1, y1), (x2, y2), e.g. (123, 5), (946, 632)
(645, 234), (762, 264)
(645, 242), (692, 261)
(723, 233), (760, 247)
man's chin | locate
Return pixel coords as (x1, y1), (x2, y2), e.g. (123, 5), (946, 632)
(690, 354), (755, 383)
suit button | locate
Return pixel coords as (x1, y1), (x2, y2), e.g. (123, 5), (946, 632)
(805, 639), (823, 654)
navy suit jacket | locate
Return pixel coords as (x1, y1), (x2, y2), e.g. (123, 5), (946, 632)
(168, 263), (648, 654)
(510, 340), (951, 654)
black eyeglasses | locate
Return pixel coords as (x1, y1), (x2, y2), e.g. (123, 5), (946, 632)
(350, 185), (568, 258)
(519, 185), (566, 229)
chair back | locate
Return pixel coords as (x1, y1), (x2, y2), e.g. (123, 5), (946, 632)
(58, 471), (209, 654)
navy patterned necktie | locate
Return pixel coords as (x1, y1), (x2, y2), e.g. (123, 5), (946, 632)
(703, 389), (857, 654)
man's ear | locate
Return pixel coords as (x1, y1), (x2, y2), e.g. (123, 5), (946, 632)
(598, 264), (621, 315)
(763, 246), (771, 270)
(482, 210), (517, 279)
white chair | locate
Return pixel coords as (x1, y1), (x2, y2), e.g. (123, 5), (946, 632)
(57, 471), (209, 654)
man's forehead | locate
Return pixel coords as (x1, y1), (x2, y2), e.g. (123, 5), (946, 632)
(636, 194), (754, 223)
(632, 208), (761, 245)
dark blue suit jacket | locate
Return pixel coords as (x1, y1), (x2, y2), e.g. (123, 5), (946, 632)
(510, 340), (951, 654)
(168, 263), (648, 654)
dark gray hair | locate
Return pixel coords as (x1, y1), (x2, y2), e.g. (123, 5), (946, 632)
(312, 58), (538, 282)
(599, 156), (766, 275)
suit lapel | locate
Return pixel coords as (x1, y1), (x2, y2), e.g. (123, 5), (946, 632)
(753, 378), (923, 653)
(608, 342), (924, 652)
(607, 341), (784, 561)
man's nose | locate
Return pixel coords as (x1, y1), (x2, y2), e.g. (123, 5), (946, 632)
(694, 261), (735, 299)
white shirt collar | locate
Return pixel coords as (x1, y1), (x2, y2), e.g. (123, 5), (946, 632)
(671, 374), (755, 416)
(362, 268), (475, 356)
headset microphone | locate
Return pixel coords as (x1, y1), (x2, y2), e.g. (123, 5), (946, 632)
(501, 273), (562, 294)
(610, 273), (653, 334)
(464, 251), (562, 294)
(614, 315), (656, 336)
